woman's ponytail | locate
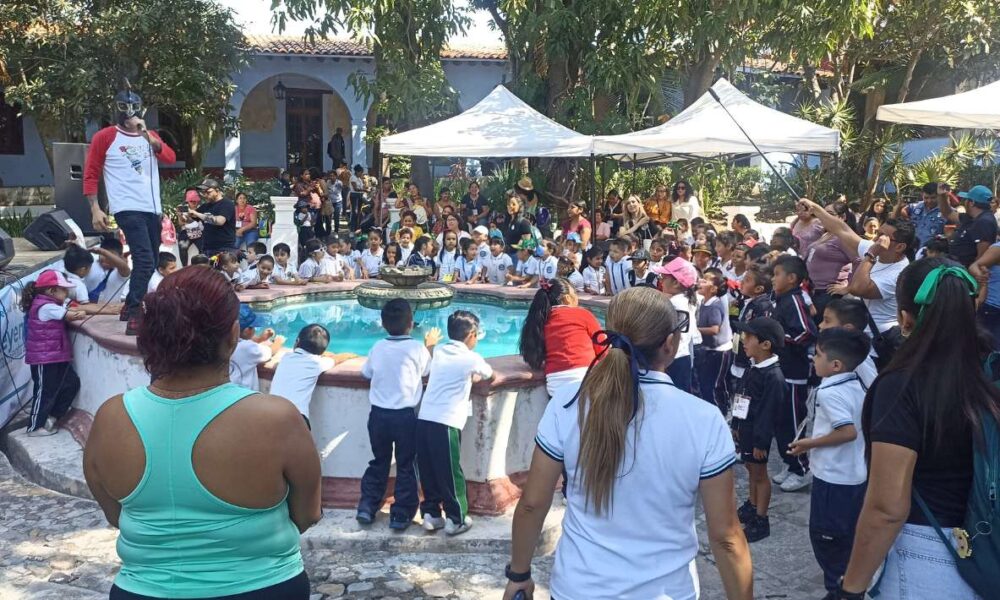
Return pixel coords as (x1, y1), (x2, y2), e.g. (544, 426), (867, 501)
(519, 280), (560, 370)
(20, 282), (38, 313)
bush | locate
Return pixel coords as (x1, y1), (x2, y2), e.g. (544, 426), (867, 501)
(159, 169), (278, 225)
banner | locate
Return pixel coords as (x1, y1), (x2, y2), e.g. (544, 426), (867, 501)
(0, 282), (30, 427)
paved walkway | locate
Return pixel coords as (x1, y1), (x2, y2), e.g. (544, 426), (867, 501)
(0, 444), (824, 599)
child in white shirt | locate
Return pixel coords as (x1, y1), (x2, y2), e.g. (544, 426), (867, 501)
(229, 305), (285, 391)
(269, 323), (337, 427)
(508, 244), (538, 286)
(416, 310), (494, 535)
(483, 237), (513, 285)
(271, 243), (306, 286)
(603, 238), (632, 296)
(147, 252), (178, 293)
(472, 225), (491, 264)
(240, 255), (275, 289)
(535, 240), (559, 285)
(582, 249), (606, 295)
(559, 257), (585, 292)
(298, 239), (344, 282)
(359, 232), (384, 279)
(455, 238), (481, 284)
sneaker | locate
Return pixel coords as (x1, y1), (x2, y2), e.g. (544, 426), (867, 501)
(125, 314), (141, 336)
(780, 471), (813, 492)
(26, 427), (57, 437)
(44, 417), (58, 432)
(820, 592), (837, 600)
(771, 465), (790, 485)
(422, 515), (446, 531)
(737, 500), (756, 525)
(444, 516), (473, 536)
(743, 515), (770, 543)
(355, 510), (374, 525)
(389, 518), (412, 531)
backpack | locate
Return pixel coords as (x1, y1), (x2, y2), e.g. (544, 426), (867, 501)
(911, 353), (1000, 598)
(865, 308), (902, 370)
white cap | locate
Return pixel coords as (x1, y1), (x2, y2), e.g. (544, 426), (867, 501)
(473, 225), (489, 236)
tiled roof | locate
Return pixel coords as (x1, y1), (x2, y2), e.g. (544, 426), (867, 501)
(246, 35), (506, 61)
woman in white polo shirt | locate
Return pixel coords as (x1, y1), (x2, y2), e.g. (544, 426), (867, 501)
(503, 286), (752, 600)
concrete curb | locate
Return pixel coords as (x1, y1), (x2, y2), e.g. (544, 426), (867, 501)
(3, 427), (93, 500)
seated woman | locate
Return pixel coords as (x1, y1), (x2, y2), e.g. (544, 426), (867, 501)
(83, 266), (323, 600)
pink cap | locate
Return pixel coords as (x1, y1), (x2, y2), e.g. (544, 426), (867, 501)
(651, 258), (698, 289)
(185, 189), (201, 205)
(35, 270), (74, 289)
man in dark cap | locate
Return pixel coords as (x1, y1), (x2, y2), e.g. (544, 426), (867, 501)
(184, 178), (236, 257)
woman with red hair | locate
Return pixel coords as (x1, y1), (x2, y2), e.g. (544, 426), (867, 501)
(83, 267), (322, 600)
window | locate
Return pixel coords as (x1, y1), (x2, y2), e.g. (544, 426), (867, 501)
(0, 90), (25, 155)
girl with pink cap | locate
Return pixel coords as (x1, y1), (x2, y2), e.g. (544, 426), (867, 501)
(652, 258), (701, 393)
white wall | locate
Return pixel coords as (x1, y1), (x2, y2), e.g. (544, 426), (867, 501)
(443, 61), (509, 110)
(0, 116), (54, 187)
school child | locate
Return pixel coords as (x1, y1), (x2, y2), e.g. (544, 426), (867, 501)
(695, 269), (733, 412)
(358, 299), (441, 530)
(818, 298), (877, 388)
(406, 235), (435, 269)
(789, 327), (870, 594)
(294, 199), (314, 252)
(558, 256), (584, 292)
(627, 249), (657, 287)
(84, 238), (131, 305)
(455, 238), (482, 284)
(676, 218), (693, 245)
(507, 242), (538, 286)
(416, 311), (495, 535)
(269, 324), (338, 428)
(624, 234), (641, 255)
(270, 243), (306, 285)
(519, 277), (603, 398)
(562, 233), (583, 268)
(212, 252), (244, 290)
(240, 255), (276, 289)
(61, 244), (94, 306)
(229, 305), (285, 390)
(729, 265), (774, 384)
(535, 240), (559, 285)
(652, 258), (701, 393)
(472, 225), (491, 264)
(769, 254), (817, 492)
(339, 236), (362, 278)
(488, 222), (503, 242)
(147, 252), (178, 293)
(383, 242), (402, 268)
(603, 238), (632, 296)
(21, 270), (84, 436)
(298, 239), (344, 283)
(649, 239), (668, 267)
(359, 231), (385, 279)
(190, 254), (211, 267)
(323, 236), (350, 281)
(728, 243), (750, 282)
(730, 317), (786, 543)
(691, 244), (714, 274)
(398, 227), (415, 264)
(437, 232), (460, 282)
(483, 237), (513, 285)
(244, 241), (267, 271)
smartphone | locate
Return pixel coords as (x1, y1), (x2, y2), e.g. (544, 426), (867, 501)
(178, 204), (189, 213)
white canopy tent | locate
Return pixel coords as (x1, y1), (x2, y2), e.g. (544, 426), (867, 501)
(877, 80), (1000, 129)
(592, 78), (840, 161)
(379, 85), (595, 157)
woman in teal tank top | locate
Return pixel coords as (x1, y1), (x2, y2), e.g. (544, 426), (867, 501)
(83, 267), (323, 599)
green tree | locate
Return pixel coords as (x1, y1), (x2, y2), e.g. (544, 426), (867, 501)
(0, 0), (248, 167)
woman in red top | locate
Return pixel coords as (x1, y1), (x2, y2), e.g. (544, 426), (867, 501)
(519, 277), (603, 399)
(234, 192), (259, 250)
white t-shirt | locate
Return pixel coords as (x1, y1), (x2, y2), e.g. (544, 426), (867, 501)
(147, 270), (164, 293)
(811, 372), (867, 485)
(229, 338), (274, 391)
(670, 294), (698, 359)
(272, 262), (295, 282)
(417, 340), (494, 430)
(604, 256), (632, 295)
(455, 256), (480, 282)
(672, 196), (701, 222)
(62, 271), (90, 305)
(37, 302), (68, 322)
(567, 270), (585, 292)
(269, 348), (336, 417)
(360, 248), (383, 277)
(483, 252), (513, 285)
(399, 244), (414, 264)
(582, 265), (606, 295)
(516, 256), (539, 278)
(535, 370), (736, 599)
(361, 336), (431, 410)
(857, 239), (909, 332)
(477, 241), (491, 264)
(538, 255), (559, 282)
(239, 268), (270, 287)
(82, 254), (129, 304)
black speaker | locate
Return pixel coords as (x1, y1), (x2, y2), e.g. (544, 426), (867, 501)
(24, 210), (78, 251)
(53, 142), (107, 236)
(0, 228), (14, 270)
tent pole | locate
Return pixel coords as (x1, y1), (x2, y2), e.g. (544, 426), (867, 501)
(589, 153), (597, 226)
(600, 158), (606, 210)
(631, 154), (637, 191)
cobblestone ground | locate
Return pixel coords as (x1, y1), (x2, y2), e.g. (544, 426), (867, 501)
(0, 450), (824, 599)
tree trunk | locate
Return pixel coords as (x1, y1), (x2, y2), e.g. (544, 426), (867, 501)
(683, 54), (722, 107)
(862, 87), (887, 208)
(896, 48), (924, 104)
(801, 64), (822, 101)
(411, 157), (432, 199)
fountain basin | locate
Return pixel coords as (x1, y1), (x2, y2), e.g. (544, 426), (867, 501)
(354, 266), (456, 311)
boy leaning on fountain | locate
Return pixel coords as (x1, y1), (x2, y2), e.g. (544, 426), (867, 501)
(357, 299), (442, 531)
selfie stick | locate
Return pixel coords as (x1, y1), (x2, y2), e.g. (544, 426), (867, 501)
(708, 87), (800, 202)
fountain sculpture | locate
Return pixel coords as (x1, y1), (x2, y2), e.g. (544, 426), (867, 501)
(354, 266), (455, 310)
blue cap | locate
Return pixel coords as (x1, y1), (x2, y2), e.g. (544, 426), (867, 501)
(566, 232), (581, 243)
(238, 304), (257, 330)
(489, 229), (503, 239)
(534, 245), (546, 258)
(958, 185), (994, 205)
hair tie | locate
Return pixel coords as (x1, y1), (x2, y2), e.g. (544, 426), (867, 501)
(914, 265), (978, 326)
(563, 330), (648, 424)
(539, 279), (552, 291)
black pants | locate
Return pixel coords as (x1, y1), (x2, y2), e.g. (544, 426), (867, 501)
(28, 362), (80, 431)
(776, 382), (810, 476)
(416, 420), (468, 525)
(313, 212), (331, 239)
(349, 192), (364, 231)
(116, 210), (161, 315)
(810, 478), (866, 592)
(694, 347), (729, 414)
(109, 571), (309, 600)
(358, 406), (418, 521)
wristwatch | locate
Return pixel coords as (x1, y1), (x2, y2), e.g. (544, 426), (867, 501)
(505, 563), (531, 583)
(836, 577), (865, 600)
(863, 252), (877, 264)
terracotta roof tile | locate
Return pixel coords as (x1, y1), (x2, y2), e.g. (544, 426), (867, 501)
(246, 34), (506, 61)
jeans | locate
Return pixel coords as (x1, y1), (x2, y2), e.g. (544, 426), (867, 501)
(871, 524), (982, 599)
(358, 406), (419, 522)
(667, 355), (693, 393)
(810, 477), (866, 592)
(349, 192), (364, 231)
(235, 229), (259, 250)
(978, 304), (1000, 351)
(115, 210), (161, 314)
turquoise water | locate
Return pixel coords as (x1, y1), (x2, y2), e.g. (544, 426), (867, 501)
(254, 298), (533, 358)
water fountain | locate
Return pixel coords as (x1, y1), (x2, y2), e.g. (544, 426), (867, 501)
(353, 266), (455, 310)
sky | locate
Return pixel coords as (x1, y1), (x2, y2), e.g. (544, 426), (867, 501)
(216, 0), (503, 47)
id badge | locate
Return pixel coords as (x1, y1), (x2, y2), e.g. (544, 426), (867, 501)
(732, 394), (751, 419)
(236, 219), (243, 228)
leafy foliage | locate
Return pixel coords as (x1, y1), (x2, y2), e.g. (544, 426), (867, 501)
(160, 170), (278, 222)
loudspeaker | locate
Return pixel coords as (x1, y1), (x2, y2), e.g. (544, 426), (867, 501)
(0, 228), (14, 270)
(53, 142), (107, 236)
(24, 210), (77, 251)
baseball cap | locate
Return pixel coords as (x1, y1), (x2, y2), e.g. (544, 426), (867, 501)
(35, 270), (74, 289)
(238, 305), (257, 330)
(733, 317), (785, 349)
(513, 239), (537, 251)
(489, 229), (504, 239)
(629, 249), (651, 262)
(566, 232), (582, 243)
(692, 244), (713, 256)
(196, 178), (221, 191)
(651, 257), (697, 288)
(473, 225), (489, 236)
(958, 185), (994, 205)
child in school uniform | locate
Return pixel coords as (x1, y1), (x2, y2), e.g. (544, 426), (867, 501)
(339, 237), (362, 279)
(769, 255), (817, 492)
(627, 249), (657, 287)
(455, 238), (482, 284)
(229, 305), (284, 390)
(269, 243), (305, 285)
(299, 239), (344, 283)
(240, 255), (275, 289)
(731, 317), (786, 543)
(603, 238), (632, 296)
(269, 324), (339, 428)
(507, 241), (538, 286)
(535, 240), (559, 285)
(729, 264), (774, 385)
(416, 311), (494, 535)
(83, 238), (130, 306)
(357, 299), (442, 529)
(818, 298), (877, 388)
(483, 237), (513, 285)
(558, 256), (584, 292)
(789, 327), (870, 596)
(472, 225), (491, 265)
(359, 231), (385, 279)
(581, 248), (606, 295)
(147, 252), (178, 293)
